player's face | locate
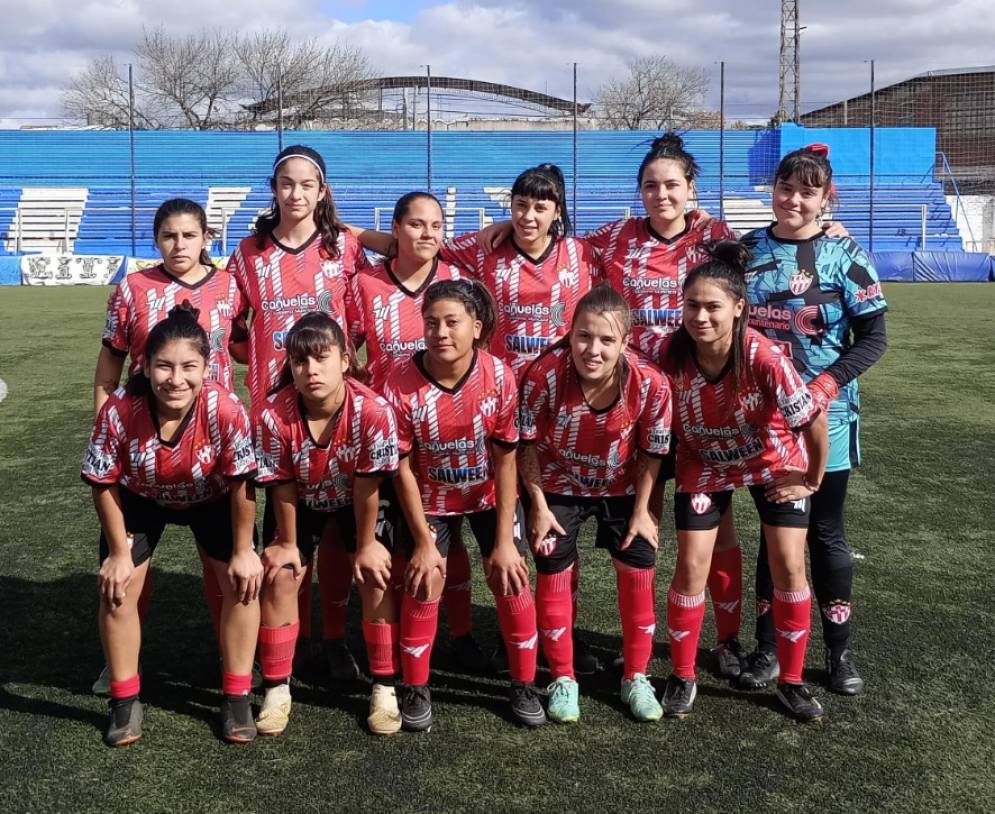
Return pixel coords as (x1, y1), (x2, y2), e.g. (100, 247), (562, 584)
(772, 172), (829, 234)
(156, 214), (209, 276)
(273, 158), (327, 223)
(423, 298), (481, 365)
(146, 338), (207, 414)
(392, 198), (444, 264)
(291, 344), (348, 404)
(683, 279), (745, 348)
(641, 159), (693, 226)
(570, 309), (627, 385)
(510, 195), (560, 246)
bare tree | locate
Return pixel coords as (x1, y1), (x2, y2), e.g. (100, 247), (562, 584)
(596, 56), (710, 130)
(63, 56), (164, 129)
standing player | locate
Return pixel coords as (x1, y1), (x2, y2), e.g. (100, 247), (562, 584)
(383, 279), (545, 730)
(83, 303), (261, 746)
(228, 145), (371, 680)
(349, 191), (486, 673)
(92, 197), (241, 694)
(252, 313), (401, 736)
(656, 241), (830, 722)
(518, 285), (672, 723)
(738, 145), (888, 695)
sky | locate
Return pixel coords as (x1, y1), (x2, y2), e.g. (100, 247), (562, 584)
(0, 0), (992, 126)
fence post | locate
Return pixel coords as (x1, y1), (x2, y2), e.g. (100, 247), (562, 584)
(128, 63), (137, 257)
(277, 63), (284, 154)
(868, 59), (875, 253)
(921, 203), (927, 250)
(426, 65), (433, 192)
(719, 61), (725, 222)
(222, 212), (229, 257)
(64, 208), (70, 252)
(572, 62), (578, 232)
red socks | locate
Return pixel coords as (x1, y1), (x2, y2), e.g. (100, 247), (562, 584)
(442, 542), (473, 638)
(667, 588), (705, 680)
(773, 586), (812, 684)
(536, 568), (575, 679)
(617, 566), (656, 680)
(297, 562), (314, 639)
(318, 542), (352, 641)
(363, 621), (400, 678)
(495, 589), (538, 683)
(400, 595), (439, 686)
(222, 671), (252, 697)
(110, 674), (140, 701)
(259, 621), (300, 683)
(707, 545), (743, 642)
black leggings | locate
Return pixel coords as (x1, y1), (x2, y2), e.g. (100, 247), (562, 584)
(753, 469), (854, 655)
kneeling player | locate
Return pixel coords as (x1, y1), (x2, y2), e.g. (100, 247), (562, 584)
(83, 304), (261, 747)
(253, 313), (401, 736)
(656, 241), (829, 722)
(384, 279), (544, 730)
(518, 284), (672, 723)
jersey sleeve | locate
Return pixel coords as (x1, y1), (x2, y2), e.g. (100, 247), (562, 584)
(382, 380), (414, 457)
(219, 393), (258, 480)
(439, 233), (484, 277)
(226, 245), (253, 322)
(839, 241), (888, 319)
(637, 365), (673, 457)
(81, 394), (127, 487)
(347, 273), (367, 352)
(582, 219), (624, 259)
(101, 281), (131, 356)
(760, 341), (819, 430)
(356, 396), (400, 477)
(517, 359), (549, 444)
(252, 403), (295, 484)
(491, 362), (519, 448)
(709, 219), (739, 242)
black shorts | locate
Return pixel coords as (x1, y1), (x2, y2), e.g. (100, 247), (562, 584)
(403, 504), (528, 560)
(674, 486), (810, 532)
(98, 489), (251, 567)
(524, 493), (657, 574)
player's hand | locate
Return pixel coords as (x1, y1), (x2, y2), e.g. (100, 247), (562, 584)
(822, 220), (850, 238)
(98, 553), (134, 608)
(262, 542), (304, 585)
(622, 509), (659, 551)
(527, 505), (566, 556)
(354, 540), (392, 592)
(808, 372), (840, 414)
(405, 542), (444, 600)
(484, 543), (530, 596)
(228, 549), (263, 604)
(765, 470), (817, 503)
(477, 221), (513, 253)
(691, 208), (714, 228)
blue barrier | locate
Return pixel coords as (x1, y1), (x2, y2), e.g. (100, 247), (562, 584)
(0, 256), (20, 285)
(872, 252), (915, 282)
(872, 251), (994, 282)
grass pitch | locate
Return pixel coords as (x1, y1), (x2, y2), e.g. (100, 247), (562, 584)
(0, 284), (993, 814)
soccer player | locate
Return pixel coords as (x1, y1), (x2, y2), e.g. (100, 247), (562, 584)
(518, 284), (672, 723)
(655, 241), (830, 722)
(82, 303), (261, 747)
(737, 145), (888, 696)
(383, 279), (545, 730)
(91, 197), (241, 694)
(228, 144), (371, 680)
(349, 191), (487, 673)
(252, 313), (401, 736)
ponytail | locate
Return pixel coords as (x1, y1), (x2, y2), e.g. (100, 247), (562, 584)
(422, 278), (497, 349)
(126, 301), (209, 396)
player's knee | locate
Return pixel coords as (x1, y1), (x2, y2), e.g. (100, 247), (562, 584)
(533, 548), (577, 576)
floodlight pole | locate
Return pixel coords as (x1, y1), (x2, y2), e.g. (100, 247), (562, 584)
(277, 63), (284, 153)
(128, 63), (136, 257)
(719, 61), (725, 222)
(869, 59), (876, 253)
(426, 65), (433, 192)
(572, 62), (578, 233)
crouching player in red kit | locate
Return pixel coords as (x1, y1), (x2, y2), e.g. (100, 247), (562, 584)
(383, 279), (545, 730)
(252, 313), (401, 736)
(655, 241), (830, 722)
(518, 285), (672, 723)
(83, 304), (261, 746)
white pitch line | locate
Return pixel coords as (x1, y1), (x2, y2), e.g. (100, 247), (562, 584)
(0, 377), (7, 403)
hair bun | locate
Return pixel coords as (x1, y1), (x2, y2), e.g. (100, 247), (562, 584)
(169, 300), (201, 323)
(652, 131), (685, 152)
(706, 240), (751, 275)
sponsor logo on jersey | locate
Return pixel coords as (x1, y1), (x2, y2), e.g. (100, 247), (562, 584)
(427, 464), (488, 484)
(273, 330), (289, 351)
(369, 439), (397, 469)
(209, 328), (225, 352)
(780, 390), (814, 420)
(506, 334), (550, 355)
(83, 445), (115, 478)
(821, 600), (852, 624)
(683, 422), (737, 439)
(261, 293), (320, 312)
(668, 628), (690, 641)
(690, 493), (712, 515)
(647, 430), (671, 449)
(560, 447), (604, 467)
(624, 276), (679, 292)
(577, 475), (612, 490)
(501, 301), (565, 327)
(776, 628), (806, 643)
(748, 303), (792, 332)
(541, 627), (568, 642)
(789, 269), (814, 295)
(517, 408), (536, 435)
(380, 339), (424, 355)
(632, 308), (681, 327)
(231, 435), (254, 467)
(699, 437), (763, 464)
(793, 305), (823, 336)
(422, 437), (484, 455)
(854, 282), (882, 303)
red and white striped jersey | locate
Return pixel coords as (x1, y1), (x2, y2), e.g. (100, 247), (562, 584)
(383, 350), (518, 516)
(657, 328), (819, 493)
(102, 265), (241, 389)
(439, 234), (599, 379)
(227, 230), (370, 406)
(519, 346), (672, 497)
(585, 214), (736, 357)
(350, 258), (462, 393)
(81, 381), (256, 508)
(253, 379), (399, 511)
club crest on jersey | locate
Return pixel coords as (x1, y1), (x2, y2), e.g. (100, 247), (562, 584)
(690, 493), (712, 515)
(216, 300), (232, 318)
(741, 390), (763, 411)
(479, 396), (498, 417)
(321, 261), (341, 279)
(557, 267), (579, 288)
(336, 444), (358, 463)
(789, 269), (815, 295)
(196, 445), (214, 466)
(821, 600), (852, 624)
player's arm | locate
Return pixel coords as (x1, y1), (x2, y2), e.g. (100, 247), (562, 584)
(486, 443), (529, 596)
(395, 454), (443, 599)
(261, 481), (303, 583)
(352, 475), (392, 591)
(809, 312), (888, 410)
(228, 479), (262, 604)
(766, 411), (829, 503)
(622, 451), (662, 551)
(94, 346), (126, 415)
(518, 443), (564, 554)
(342, 223), (395, 257)
(93, 485), (132, 608)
